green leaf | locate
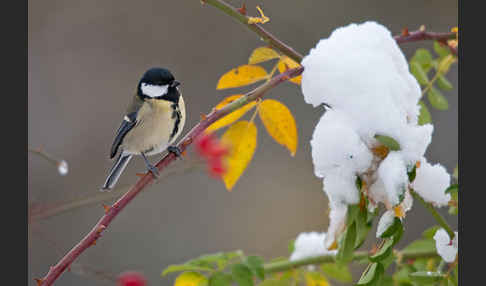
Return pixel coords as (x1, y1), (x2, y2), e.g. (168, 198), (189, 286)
(391, 221), (404, 247)
(231, 263), (254, 286)
(402, 238), (435, 253)
(418, 101), (432, 125)
(161, 264), (213, 276)
(422, 226), (440, 239)
(409, 271), (445, 284)
(448, 206), (458, 215)
(369, 238), (394, 262)
(434, 41), (450, 58)
(336, 222), (357, 264)
(453, 165), (458, 180)
(436, 75), (453, 90)
(410, 61), (429, 85)
(427, 87), (449, 110)
(380, 217), (402, 238)
(411, 49), (433, 72)
(374, 135), (401, 151)
(346, 204), (360, 225)
(209, 272), (232, 286)
(357, 262), (384, 285)
(321, 263), (352, 283)
(393, 265), (413, 284)
(258, 278), (286, 286)
(287, 239), (295, 254)
(245, 256), (264, 280)
(355, 208), (371, 249)
(445, 184), (459, 195)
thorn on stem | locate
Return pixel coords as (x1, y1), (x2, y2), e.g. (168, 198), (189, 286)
(97, 225), (106, 234)
(200, 113), (207, 121)
(237, 3), (247, 15)
(135, 173), (145, 177)
(102, 204), (111, 214)
(401, 27), (409, 37)
(34, 278), (43, 286)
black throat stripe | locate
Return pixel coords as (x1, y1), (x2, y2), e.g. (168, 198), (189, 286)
(170, 103), (182, 139)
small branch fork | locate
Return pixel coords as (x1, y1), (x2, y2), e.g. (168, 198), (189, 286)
(37, 1), (457, 284)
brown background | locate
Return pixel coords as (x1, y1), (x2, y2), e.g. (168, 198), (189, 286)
(28, 0), (457, 285)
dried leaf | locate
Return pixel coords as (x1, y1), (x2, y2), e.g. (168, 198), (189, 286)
(216, 65), (268, 90)
(249, 47), (280, 64)
(207, 95), (257, 132)
(277, 56), (302, 84)
(258, 99), (297, 156)
(247, 6), (269, 24)
(221, 121), (257, 191)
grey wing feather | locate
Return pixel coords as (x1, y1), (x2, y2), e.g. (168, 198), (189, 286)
(109, 95), (144, 158)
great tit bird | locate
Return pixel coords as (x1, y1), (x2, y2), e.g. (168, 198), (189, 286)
(101, 67), (186, 191)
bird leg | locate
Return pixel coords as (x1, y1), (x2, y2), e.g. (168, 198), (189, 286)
(141, 152), (160, 178)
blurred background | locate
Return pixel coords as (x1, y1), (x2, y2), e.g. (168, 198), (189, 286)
(28, 0), (457, 285)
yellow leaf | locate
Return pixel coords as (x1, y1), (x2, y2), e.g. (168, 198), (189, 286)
(248, 47), (280, 64)
(221, 121), (257, 191)
(216, 65), (268, 90)
(174, 271), (207, 286)
(305, 272), (330, 286)
(277, 56), (302, 85)
(207, 95), (257, 132)
(258, 99), (297, 156)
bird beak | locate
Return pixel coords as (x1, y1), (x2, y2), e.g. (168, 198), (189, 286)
(171, 80), (181, 88)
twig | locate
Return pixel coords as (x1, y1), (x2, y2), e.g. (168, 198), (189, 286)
(29, 162), (202, 222)
(263, 248), (437, 273)
(410, 190), (455, 240)
(29, 146), (69, 176)
(37, 67), (304, 286)
(394, 29), (457, 56)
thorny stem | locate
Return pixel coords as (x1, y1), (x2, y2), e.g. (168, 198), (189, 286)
(411, 190), (455, 240)
(263, 248), (438, 273)
(37, 67), (303, 286)
(394, 29), (457, 56)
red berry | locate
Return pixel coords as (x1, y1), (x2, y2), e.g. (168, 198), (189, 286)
(208, 157), (226, 177)
(118, 271), (147, 286)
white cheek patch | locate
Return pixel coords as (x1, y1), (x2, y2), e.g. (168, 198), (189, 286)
(141, 83), (169, 98)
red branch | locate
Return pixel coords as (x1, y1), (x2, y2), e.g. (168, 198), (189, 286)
(38, 67), (304, 286)
(394, 29), (457, 56)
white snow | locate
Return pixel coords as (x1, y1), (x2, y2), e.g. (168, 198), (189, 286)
(376, 152), (408, 206)
(290, 231), (337, 261)
(300, 21), (453, 243)
(57, 160), (68, 176)
(434, 228), (458, 263)
(412, 158), (451, 206)
(376, 210), (396, 237)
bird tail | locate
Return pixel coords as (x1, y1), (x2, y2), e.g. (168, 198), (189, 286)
(101, 153), (133, 191)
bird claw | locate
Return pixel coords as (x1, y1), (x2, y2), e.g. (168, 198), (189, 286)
(168, 146), (183, 158)
(146, 165), (160, 178)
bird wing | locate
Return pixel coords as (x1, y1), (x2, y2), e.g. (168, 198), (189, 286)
(109, 95), (144, 158)
(109, 112), (137, 158)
